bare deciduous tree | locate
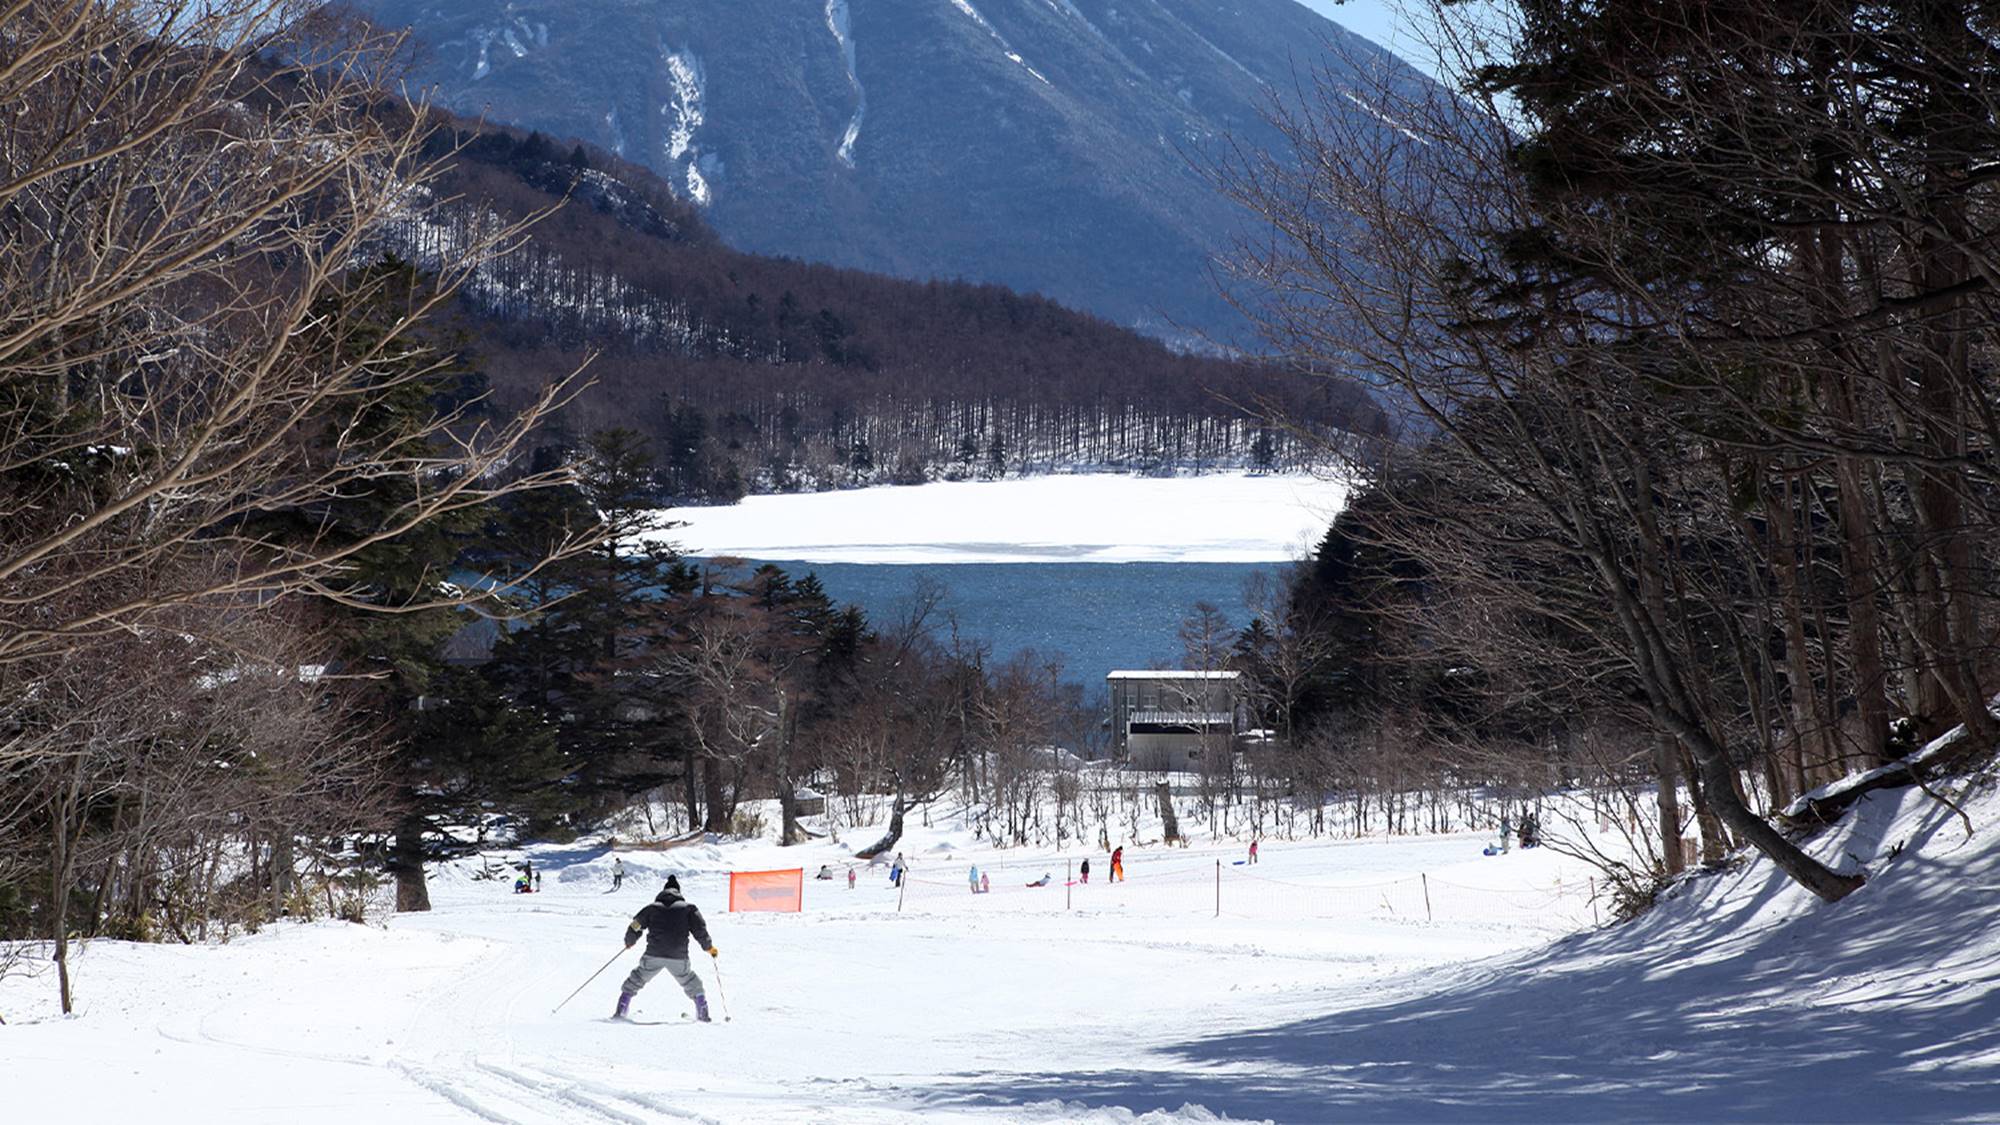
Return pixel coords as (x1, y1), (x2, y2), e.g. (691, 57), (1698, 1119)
(1203, 0), (2000, 902)
(1, 0), (590, 672)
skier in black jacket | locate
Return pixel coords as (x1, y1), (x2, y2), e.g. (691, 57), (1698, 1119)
(615, 875), (719, 1021)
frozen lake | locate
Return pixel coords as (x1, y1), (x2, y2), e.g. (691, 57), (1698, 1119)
(660, 473), (1347, 678)
(660, 471), (1350, 565)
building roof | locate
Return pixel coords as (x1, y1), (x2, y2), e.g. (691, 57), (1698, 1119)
(1106, 670), (1240, 680)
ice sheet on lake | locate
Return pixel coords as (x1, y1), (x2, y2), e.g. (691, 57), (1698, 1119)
(657, 471), (1350, 563)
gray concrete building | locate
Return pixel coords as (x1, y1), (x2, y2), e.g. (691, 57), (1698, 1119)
(1106, 670), (1243, 771)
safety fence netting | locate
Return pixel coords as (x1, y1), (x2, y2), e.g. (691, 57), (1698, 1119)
(888, 855), (1603, 933)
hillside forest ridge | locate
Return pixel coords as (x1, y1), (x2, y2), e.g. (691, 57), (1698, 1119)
(404, 121), (1389, 502)
(7, 6), (2000, 1121)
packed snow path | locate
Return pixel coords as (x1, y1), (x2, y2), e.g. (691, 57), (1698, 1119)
(8, 788), (2000, 1122)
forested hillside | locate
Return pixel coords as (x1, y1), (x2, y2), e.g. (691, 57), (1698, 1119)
(391, 120), (1388, 502)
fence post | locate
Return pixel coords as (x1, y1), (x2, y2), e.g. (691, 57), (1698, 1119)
(1066, 859), (1072, 912)
(1214, 859), (1221, 918)
(1421, 873), (1432, 922)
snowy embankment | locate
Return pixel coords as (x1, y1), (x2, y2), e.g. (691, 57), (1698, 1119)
(6, 775), (1999, 1123)
(657, 471), (1351, 564)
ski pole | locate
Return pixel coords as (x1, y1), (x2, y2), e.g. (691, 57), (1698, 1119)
(552, 944), (630, 1014)
(709, 951), (733, 1022)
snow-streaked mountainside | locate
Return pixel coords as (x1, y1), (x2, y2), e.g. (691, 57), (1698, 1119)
(7, 765), (1999, 1121)
(662, 471), (1351, 563)
(351, 0), (1430, 343)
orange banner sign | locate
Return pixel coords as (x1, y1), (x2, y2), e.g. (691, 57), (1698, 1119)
(728, 867), (804, 913)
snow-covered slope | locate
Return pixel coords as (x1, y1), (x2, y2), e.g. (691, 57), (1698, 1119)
(5, 773), (1997, 1122)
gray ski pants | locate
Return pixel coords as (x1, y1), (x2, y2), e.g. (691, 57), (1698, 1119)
(621, 954), (705, 1000)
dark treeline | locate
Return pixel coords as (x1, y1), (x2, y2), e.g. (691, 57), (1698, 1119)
(392, 121), (1389, 499)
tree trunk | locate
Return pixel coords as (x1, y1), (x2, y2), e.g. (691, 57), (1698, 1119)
(1653, 733), (1685, 875)
(778, 787), (802, 847)
(1635, 473), (1692, 875)
(1683, 725), (1863, 902)
(1812, 217), (1893, 769)
(682, 743), (700, 829)
(51, 827), (73, 1015)
(48, 756), (89, 1014)
(391, 815), (431, 913)
(1155, 782), (1181, 844)
(857, 792), (906, 858)
(776, 693), (802, 846)
(1764, 475), (1838, 787)
(271, 835), (295, 918)
(1831, 453), (1893, 767)
(701, 758), (730, 834)
(1590, 504), (1863, 903)
(1678, 745), (1731, 864)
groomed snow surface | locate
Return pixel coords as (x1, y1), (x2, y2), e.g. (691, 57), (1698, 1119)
(659, 471), (1351, 564)
(7, 775), (2000, 1123)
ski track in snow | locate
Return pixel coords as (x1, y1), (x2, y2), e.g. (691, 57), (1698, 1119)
(824, 0), (866, 167)
(945, 0), (1052, 86)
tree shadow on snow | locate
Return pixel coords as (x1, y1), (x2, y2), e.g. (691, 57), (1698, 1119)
(919, 792), (2000, 1123)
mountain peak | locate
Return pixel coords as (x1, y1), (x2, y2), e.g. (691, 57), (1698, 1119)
(361, 0), (1432, 343)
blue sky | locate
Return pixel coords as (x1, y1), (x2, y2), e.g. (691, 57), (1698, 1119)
(1293, 1), (1417, 57)
(1292, 0), (1493, 79)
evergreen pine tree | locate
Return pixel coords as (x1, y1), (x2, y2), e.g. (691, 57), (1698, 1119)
(263, 257), (562, 910)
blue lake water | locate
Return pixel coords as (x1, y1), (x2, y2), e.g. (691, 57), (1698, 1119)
(751, 561), (1278, 688)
